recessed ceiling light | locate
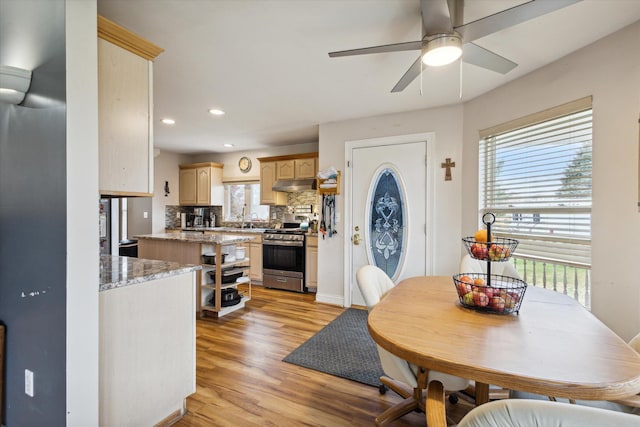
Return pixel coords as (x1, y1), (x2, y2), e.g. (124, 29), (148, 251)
(209, 109), (225, 116)
(223, 143), (234, 148)
(161, 118), (175, 125)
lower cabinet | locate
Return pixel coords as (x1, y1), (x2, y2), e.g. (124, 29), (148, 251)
(246, 237), (263, 282)
(306, 235), (318, 291)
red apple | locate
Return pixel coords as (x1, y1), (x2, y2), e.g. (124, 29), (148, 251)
(473, 291), (489, 307)
(456, 282), (471, 296)
(507, 291), (521, 303)
(490, 296), (506, 312)
(470, 243), (488, 259)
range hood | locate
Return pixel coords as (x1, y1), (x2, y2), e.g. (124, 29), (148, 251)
(272, 179), (317, 192)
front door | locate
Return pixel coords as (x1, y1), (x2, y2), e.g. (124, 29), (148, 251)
(346, 134), (433, 307)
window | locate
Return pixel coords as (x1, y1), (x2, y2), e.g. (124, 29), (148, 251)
(479, 99), (593, 307)
(223, 182), (269, 222)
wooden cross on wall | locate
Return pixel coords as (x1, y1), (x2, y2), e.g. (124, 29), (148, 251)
(441, 158), (455, 181)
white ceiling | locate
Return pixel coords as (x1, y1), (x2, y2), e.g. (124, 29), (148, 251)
(97, 0), (640, 155)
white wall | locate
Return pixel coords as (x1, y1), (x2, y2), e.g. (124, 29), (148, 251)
(462, 21), (640, 341)
(66, 0), (99, 424)
(318, 105), (463, 305)
(152, 150), (193, 233)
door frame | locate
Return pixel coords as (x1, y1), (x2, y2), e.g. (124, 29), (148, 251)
(343, 132), (436, 307)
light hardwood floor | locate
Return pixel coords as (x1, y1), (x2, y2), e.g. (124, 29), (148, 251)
(176, 285), (471, 426)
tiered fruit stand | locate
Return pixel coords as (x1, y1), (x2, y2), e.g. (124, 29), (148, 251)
(453, 213), (527, 315)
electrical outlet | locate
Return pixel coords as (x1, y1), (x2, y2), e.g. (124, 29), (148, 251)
(143, 211), (148, 219)
(176, 211), (180, 219)
(25, 369), (34, 397)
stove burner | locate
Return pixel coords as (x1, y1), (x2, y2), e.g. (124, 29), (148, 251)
(264, 228), (306, 235)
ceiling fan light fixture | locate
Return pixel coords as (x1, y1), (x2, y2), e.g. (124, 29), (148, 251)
(0, 65), (32, 104)
(422, 34), (462, 67)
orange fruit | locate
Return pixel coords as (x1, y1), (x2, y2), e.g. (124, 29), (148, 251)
(473, 278), (485, 286)
(459, 275), (473, 284)
(474, 229), (488, 243)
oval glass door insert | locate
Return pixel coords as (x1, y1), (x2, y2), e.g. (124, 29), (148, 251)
(367, 167), (406, 280)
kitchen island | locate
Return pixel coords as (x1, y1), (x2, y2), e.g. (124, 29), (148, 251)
(99, 255), (200, 426)
(136, 232), (257, 317)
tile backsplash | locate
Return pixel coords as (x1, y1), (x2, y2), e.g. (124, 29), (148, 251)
(165, 205), (222, 228)
(165, 190), (319, 229)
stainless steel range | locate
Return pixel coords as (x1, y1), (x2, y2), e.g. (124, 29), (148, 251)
(262, 228), (307, 292)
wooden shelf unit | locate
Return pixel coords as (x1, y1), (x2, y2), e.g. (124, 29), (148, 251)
(199, 243), (251, 318)
(317, 171), (340, 195)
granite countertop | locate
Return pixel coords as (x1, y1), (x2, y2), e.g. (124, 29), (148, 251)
(166, 226), (268, 234)
(165, 227), (318, 237)
(135, 232), (257, 244)
(100, 255), (201, 292)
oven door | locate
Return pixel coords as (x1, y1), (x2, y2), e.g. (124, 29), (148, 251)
(262, 240), (305, 291)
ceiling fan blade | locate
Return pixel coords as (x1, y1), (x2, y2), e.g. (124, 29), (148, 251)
(391, 56), (422, 93)
(421, 0), (453, 34)
(455, 0), (582, 43)
(462, 43), (517, 74)
(329, 41), (422, 58)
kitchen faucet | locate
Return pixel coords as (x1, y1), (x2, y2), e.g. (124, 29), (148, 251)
(240, 205), (246, 229)
(249, 212), (259, 228)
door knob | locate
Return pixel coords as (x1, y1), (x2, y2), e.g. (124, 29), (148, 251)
(352, 233), (360, 245)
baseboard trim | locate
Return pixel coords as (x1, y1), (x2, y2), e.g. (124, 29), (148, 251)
(154, 403), (185, 427)
(314, 293), (344, 306)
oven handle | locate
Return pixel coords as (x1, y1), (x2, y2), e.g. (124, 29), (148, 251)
(263, 240), (304, 247)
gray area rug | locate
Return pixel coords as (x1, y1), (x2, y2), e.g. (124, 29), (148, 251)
(283, 308), (384, 387)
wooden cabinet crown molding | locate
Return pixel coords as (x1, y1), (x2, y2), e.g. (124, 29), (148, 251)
(179, 162), (224, 170)
(98, 15), (164, 61)
(256, 152), (318, 163)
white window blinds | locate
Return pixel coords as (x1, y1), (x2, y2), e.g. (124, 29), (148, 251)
(479, 107), (592, 266)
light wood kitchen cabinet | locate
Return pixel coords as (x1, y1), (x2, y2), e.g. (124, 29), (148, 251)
(306, 235), (318, 291)
(97, 16), (163, 197)
(276, 158), (316, 180)
(239, 235), (263, 282)
(179, 163), (224, 206)
(260, 162), (287, 205)
(276, 160), (295, 179)
(179, 168), (197, 205)
(258, 152), (318, 205)
(294, 158), (316, 179)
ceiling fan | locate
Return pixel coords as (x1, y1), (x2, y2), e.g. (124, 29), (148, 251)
(328, 0), (582, 92)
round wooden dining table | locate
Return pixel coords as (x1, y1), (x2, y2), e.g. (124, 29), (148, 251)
(367, 276), (640, 404)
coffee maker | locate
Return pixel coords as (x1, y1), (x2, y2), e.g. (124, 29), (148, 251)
(192, 208), (204, 227)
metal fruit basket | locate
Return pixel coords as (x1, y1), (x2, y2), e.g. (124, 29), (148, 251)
(461, 237), (519, 262)
(453, 273), (527, 315)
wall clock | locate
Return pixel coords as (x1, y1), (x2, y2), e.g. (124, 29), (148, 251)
(238, 156), (252, 173)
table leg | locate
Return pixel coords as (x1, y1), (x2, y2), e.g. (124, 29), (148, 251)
(475, 382), (490, 405)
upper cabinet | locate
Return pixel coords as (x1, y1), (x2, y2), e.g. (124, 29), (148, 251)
(276, 157), (316, 180)
(259, 162), (287, 206)
(294, 158), (316, 179)
(258, 152), (318, 205)
(179, 163), (224, 206)
(97, 16), (164, 197)
(276, 161), (295, 180)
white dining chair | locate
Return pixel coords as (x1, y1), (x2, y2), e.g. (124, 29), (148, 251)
(356, 265), (469, 426)
(426, 381), (640, 427)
